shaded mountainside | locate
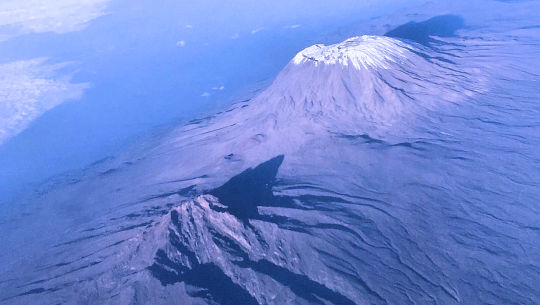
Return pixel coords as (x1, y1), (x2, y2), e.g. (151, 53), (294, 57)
(2, 3), (540, 304)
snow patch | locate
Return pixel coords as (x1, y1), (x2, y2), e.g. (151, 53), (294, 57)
(292, 35), (409, 70)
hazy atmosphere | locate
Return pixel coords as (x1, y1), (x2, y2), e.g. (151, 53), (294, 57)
(1, 0), (539, 304)
(0, 0), (423, 203)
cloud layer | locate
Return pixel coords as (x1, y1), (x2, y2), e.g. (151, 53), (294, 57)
(0, 0), (111, 41)
(0, 59), (88, 144)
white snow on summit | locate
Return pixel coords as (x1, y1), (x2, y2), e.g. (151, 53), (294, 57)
(292, 35), (409, 70)
(3, 10), (540, 302)
(252, 34), (483, 137)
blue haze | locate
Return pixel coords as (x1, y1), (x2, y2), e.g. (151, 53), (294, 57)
(0, 0), (424, 204)
(0, 0), (539, 304)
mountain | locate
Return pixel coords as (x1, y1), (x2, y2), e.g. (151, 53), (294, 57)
(1, 18), (540, 305)
(247, 35), (477, 138)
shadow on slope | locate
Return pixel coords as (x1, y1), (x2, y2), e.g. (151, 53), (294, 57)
(385, 14), (464, 45)
(148, 155), (358, 304)
(149, 249), (259, 305)
(208, 155), (286, 221)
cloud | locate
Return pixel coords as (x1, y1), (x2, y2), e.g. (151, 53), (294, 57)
(200, 92), (211, 97)
(231, 33), (240, 39)
(212, 86), (225, 91)
(251, 27), (265, 34)
(185, 24), (193, 29)
(284, 24), (301, 29)
(0, 0), (111, 41)
(0, 58), (89, 144)
(176, 40), (186, 47)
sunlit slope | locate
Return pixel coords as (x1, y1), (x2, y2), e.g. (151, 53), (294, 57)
(2, 3), (540, 304)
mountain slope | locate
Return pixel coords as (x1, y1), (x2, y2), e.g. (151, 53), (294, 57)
(2, 7), (540, 304)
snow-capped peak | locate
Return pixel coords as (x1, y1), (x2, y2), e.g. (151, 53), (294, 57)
(292, 35), (409, 70)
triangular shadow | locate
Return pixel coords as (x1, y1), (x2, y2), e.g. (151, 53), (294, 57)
(208, 155), (287, 222)
(385, 14), (464, 45)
